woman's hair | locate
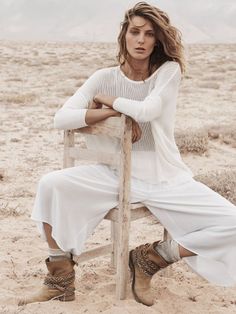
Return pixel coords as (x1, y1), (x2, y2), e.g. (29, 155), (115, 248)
(117, 1), (185, 73)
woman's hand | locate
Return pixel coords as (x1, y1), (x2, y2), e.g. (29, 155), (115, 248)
(132, 119), (142, 143)
(90, 97), (140, 142)
(93, 94), (116, 109)
(88, 99), (103, 109)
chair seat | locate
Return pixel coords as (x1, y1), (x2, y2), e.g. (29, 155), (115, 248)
(74, 202), (160, 265)
(104, 203), (152, 222)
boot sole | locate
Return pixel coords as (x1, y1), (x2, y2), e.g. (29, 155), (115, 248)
(129, 250), (151, 307)
(18, 293), (75, 306)
(53, 293), (75, 302)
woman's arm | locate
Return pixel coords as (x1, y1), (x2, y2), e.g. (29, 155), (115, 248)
(85, 108), (120, 125)
(54, 69), (109, 130)
(93, 62), (181, 123)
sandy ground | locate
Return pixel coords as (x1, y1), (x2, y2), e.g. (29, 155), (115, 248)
(0, 41), (236, 313)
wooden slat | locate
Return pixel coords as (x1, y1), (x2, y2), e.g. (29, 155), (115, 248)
(116, 115), (132, 300)
(75, 117), (122, 138)
(104, 204), (152, 222)
(130, 206), (152, 221)
(69, 147), (119, 168)
(111, 221), (118, 268)
(74, 244), (112, 264)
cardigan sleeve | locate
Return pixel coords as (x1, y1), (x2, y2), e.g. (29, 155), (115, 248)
(54, 69), (104, 130)
(113, 62), (181, 122)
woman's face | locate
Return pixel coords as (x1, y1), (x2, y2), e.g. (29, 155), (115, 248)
(125, 15), (156, 62)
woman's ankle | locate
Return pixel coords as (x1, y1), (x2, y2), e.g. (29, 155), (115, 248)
(48, 248), (72, 261)
(178, 245), (196, 258)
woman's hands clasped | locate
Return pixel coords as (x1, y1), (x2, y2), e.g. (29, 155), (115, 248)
(88, 99), (103, 109)
(90, 95), (142, 143)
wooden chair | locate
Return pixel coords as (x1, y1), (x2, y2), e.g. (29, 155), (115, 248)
(63, 114), (169, 300)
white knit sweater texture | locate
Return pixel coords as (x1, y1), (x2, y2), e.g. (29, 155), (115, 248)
(54, 61), (193, 184)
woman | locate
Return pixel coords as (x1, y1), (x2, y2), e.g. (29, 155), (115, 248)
(19, 1), (236, 307)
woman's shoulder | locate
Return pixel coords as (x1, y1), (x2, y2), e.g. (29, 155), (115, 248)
(84, 66), (118, 86)
(158, 60), (181, 73)
(153, 61), (181, 82)
(92, 66), (118, 78)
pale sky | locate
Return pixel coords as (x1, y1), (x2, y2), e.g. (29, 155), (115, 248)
(0, 0), (236, 43)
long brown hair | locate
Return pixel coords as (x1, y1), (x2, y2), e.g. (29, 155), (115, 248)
(117, 1), (185, 73)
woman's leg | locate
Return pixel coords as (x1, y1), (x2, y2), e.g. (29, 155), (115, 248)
(43, 222), (60, 249)
(129, 177), (236, 306)
(19, 164), (120, 306)
(128, 239), (196, 306)
(179, 244), (196, 258)
(19, 221), (76, 306)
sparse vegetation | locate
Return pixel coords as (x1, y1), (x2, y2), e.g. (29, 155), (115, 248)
(197, 82), (220, 89)
(176, 129), (209, 154)
(195, 170), (236, 205)
(207, 124), (236, 148)
(0, 202), (25, 217)
(3, 92), (37, 104)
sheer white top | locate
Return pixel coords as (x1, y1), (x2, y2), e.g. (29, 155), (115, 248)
(54, 61), (193, 184)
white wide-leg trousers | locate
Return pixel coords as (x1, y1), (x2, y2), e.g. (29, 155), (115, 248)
(31, 164), (236, 287)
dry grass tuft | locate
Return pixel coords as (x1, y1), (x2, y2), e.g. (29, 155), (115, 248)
(61, 87), (77, 97)
(0, 202), (25, 217)
(201, 75), (220, 81)
(75, 78), (87, 87)
(195, 170), (236, 205)
(207, 124), (236, 147)
(229, 85), (236, 92)
(3, 93), (37, 104)
(226, 66), (236, 71)
(6, 77), (23, 82)
(197, 82), (220, 89)
(175, 129), (209, 154)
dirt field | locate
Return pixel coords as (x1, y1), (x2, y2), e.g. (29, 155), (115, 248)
(0, 41), (236, 313)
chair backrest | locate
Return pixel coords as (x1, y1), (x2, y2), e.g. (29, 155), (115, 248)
(63, 114), (133, 225)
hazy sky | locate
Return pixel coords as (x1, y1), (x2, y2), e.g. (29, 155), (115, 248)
(0, 0), (236, 43)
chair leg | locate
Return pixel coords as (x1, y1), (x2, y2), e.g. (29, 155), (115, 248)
(111, 221), (118, 268)
(115, 219), (130, 300)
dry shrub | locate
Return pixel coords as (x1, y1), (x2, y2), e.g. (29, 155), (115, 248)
(211, 66), (226, 73)
(183, 75), (192, 79)
(201, 75), (219, 81)
(42, 60), (60, 66)
(175, 129), (209, 154)
(4, 93), (37, 104)
(70, 74), (84, 80)
(61, 87), (76, 97)
(0, 202), (25, 217)
(227, 66), (236, 71)
(195, 170), (236, 205)
(207, 124), (236, 147)
(229, 85), (236, 92)
(32, 50), (39, 56)
(197, 82), (220, 89)
(6, 77), (23, 82)
(75, 78), (86, 87)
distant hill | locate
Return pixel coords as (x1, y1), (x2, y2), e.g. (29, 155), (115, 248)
(0, 0), (235, 43)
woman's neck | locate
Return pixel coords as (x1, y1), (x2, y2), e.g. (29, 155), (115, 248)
(121, 60), (151, 81)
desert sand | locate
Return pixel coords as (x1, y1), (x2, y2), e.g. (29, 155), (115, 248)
(0, 40), (236, 313)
